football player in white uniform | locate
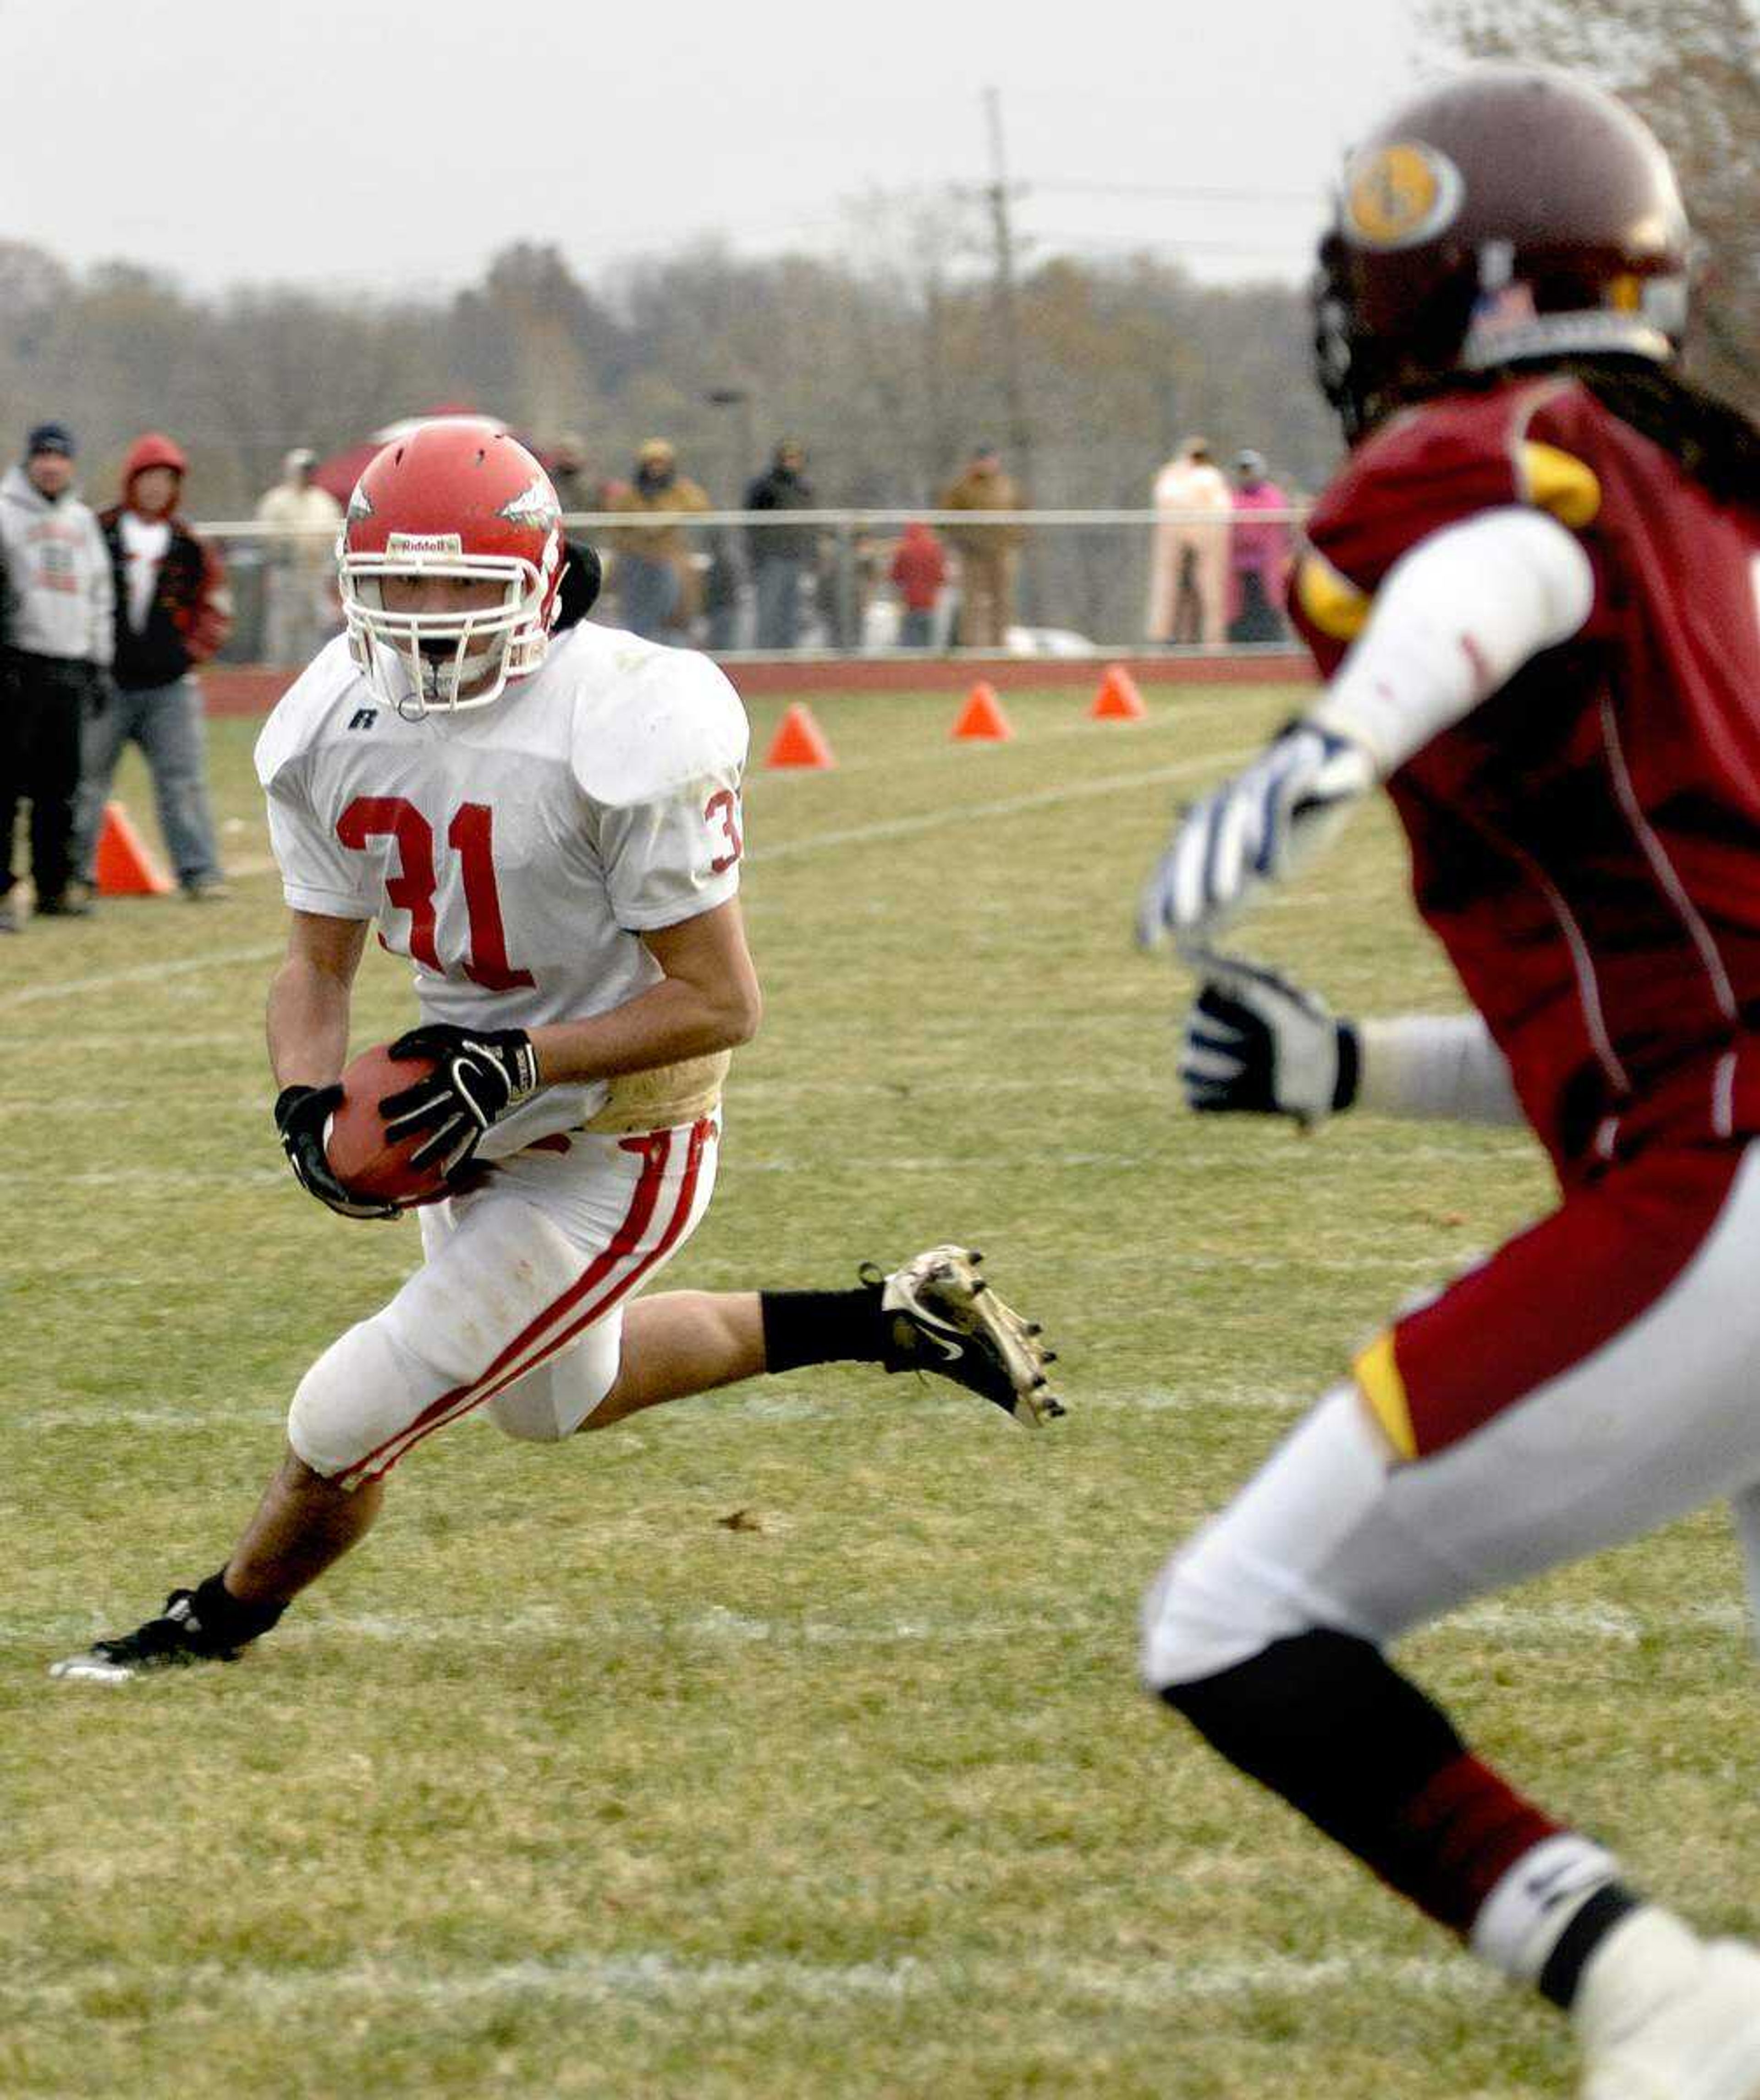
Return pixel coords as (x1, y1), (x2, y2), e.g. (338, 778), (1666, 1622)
(53, 420), (1061, 1682)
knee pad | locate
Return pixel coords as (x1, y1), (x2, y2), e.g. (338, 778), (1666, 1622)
(1139, 1528), (1314, 1692)
(1142, 1515), (1391, 1692)
(1140, 1388), (1392, 1690)
(288, 1316), (432, 1481)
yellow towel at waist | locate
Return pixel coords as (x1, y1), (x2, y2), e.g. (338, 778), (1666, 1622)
(579, 1051), (732, 1135)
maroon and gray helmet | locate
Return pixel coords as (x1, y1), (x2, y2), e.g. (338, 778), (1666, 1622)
(1313, 64), (1692, 439)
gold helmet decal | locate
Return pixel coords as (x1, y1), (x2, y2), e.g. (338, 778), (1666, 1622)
(1342, 141), (1464, 250)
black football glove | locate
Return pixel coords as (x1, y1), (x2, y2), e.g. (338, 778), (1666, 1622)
(273, 1083), (401, 1220)
(1180, 958), (1360, 1128)
(379, 1024), (540, 1176)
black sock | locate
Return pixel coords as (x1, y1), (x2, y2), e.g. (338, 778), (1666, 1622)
(190, 1570), (286, 1652)
(759, 1284), (889, 1373)
(1537, 1884), (1643, 2010)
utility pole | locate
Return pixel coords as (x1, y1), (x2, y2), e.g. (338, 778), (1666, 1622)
(982, 85), (1037, 616)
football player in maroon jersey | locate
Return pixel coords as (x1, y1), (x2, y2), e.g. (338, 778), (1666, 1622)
(1137, 65), (1760, 2096)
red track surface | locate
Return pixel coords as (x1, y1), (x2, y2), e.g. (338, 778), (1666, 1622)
(202, 652), (1312, 718)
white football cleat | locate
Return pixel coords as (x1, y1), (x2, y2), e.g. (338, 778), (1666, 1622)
(864, 1245), (1065, 1428)
(1576, 1907), (1760, 2100)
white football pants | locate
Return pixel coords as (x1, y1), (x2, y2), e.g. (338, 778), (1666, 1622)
(288, 1116), (719, 1487)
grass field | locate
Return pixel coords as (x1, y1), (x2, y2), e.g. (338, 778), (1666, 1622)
(7, 681), (1759, 2100)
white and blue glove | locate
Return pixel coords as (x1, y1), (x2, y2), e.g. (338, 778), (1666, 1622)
(1136, 722), (1374, 950)
(1180, 957), (1359, 1129)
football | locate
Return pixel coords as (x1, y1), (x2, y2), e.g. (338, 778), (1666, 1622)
(324, 1042), (449, 1208)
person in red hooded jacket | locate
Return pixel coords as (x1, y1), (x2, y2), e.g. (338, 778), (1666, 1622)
(887, 521), (947, 648)
(72, 431), (232, 899)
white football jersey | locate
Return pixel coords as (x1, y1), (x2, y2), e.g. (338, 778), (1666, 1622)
(254, 623), (749, 1156)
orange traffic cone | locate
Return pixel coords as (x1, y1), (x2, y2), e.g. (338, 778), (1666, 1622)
(764, 701), (835, 770)
(952, 683), (1013, 742)
(1091, 663), (1148, 721)
(93, 800), (174, 896)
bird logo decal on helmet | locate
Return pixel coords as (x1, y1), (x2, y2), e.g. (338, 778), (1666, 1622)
(496, 476), (561, 530)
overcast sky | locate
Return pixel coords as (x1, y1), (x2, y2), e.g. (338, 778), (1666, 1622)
(11, 0), (1426, 297)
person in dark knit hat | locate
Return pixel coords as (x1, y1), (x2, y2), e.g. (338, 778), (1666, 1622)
(0, 422), (112, 927)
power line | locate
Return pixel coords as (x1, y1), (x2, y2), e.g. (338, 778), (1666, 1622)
(1030, 177), (1321, 205)
(1032, 229), (1315, 259)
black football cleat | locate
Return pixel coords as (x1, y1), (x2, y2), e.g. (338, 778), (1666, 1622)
(50, 1591), (245, 1682)
(864, 1244), (1066, 1428)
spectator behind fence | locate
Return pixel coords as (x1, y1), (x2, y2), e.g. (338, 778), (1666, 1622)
(72, 432), (232, 903)
(256, 447), (342, 667)
(701, 528), (742, 653)
(546, 431), (596, 514)
(608, 439), (711, 643)
(0, 422), (113, 930)
(1227, 448), (1293, 644)
(888, 521), (947, 648)
(1147, 436), (1231, 646)
(938, 444), (1025, 649)
(743, 440), (816, 651)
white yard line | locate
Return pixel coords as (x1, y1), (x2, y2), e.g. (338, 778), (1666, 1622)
(23, 1594), (1750, 1653)
(4, 1945), (1494, 2019)
(1449, 1597), (1752, 1643)
(0, 749), (1250, 1012)
(0, 1031), (257, 1052)
(6, 1389), (1288, 1434)
(754, 750), (1254, 863)
(0, 942), (285, 1010)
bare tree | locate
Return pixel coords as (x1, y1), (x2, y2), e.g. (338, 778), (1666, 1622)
(0, 194), (1338, 646)
(1427, 0), (1760, 406)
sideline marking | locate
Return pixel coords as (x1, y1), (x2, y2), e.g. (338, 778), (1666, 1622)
(758, 751), (1254, 863)
(1, 748), (1253, 1011)
(749, 708), (1196, 783)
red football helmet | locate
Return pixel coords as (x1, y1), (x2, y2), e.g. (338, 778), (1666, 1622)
(339, 418), (565, 715)
(1313, 64), (1692, 439)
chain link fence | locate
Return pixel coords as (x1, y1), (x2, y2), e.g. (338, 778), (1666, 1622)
(200, 507), (1312, 665)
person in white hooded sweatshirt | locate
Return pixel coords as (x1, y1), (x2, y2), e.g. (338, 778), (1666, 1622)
(0, 422), (114, 929)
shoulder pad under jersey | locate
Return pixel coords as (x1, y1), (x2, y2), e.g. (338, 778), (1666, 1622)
(253, 637), (370, 789)
(1302, 380), (1602, 616)
(565, 635), (750, 809)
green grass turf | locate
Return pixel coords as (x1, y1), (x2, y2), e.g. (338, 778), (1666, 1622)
(6, 683), (1758, 2098)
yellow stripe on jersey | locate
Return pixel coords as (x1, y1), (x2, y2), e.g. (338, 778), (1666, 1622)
(1353, 1330), (1417, 1461)
(1294, 549), (1372, 641)
(1519, 441), (1601, 529)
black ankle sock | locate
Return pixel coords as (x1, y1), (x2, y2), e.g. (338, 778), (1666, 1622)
(191, 1570), (286, 1651)
(759, 1284), (888, 1373)
(1538, 1884), (1642, 2010)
